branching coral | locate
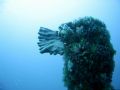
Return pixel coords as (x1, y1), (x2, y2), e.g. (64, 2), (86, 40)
(38, 17), (116, 90)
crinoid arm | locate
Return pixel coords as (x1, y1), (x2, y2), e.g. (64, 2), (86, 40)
(38, 27), (64, 55)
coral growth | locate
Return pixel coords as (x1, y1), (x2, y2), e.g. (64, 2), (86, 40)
(38, 17), (116, 90)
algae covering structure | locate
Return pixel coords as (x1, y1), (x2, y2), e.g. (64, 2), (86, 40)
(38, 17), (116, 90)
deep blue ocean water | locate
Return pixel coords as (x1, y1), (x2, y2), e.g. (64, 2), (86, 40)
(0, 0), (120, 90)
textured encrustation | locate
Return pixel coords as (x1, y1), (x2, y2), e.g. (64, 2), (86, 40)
(38, 17), (116, 90)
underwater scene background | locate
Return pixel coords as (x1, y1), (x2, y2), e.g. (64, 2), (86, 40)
(0, 0), (120, 90)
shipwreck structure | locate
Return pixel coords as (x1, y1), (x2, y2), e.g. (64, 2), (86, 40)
(38, 17), (115, 90)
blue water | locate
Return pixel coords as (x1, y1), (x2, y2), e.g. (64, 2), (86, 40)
(0, 0), (120, 90)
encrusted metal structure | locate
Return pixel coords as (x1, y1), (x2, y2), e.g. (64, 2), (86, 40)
(38, 17), (115, 90)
